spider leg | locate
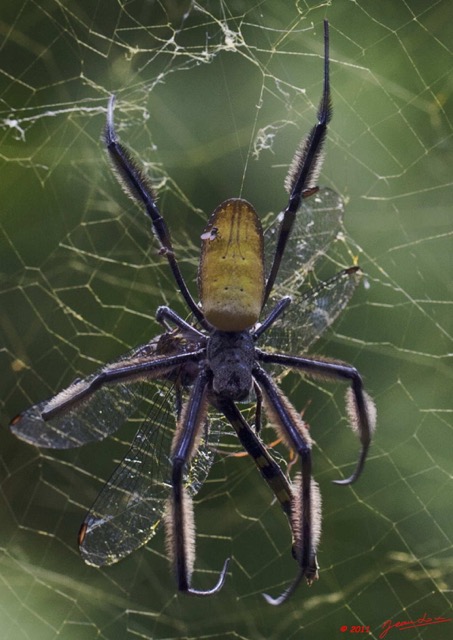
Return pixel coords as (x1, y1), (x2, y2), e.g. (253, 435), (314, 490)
(214, 396), (293, 519)
(263, 20), (332, 305)
(166, 370), (230, 596)
(104, 96), (209, 330)
(257, 350), (376, 485)
(253, 296), (292, 341)
(39, 350), (203, 421)
(252, 365), (320, 606)
(253, 381), (264, 434)
(156, 306), (205, 340)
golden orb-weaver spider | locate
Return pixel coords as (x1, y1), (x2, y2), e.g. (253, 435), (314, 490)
(10, 20), (375, 605)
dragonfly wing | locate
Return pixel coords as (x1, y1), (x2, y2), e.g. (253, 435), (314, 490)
(10, 380), (142, 449)
(79, 386), (220, 566)
(262, 267), (362, 354)
(263, 187), (344, 286)
(10, 339), (173, 449)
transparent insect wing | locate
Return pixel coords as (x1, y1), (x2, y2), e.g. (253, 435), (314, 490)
(10, 376), (139, 449)
(10, 341), (166, 449)
(259, 186), (361, 354)
(261, 267), (362, 355)
(79, 385), (221, 567)
(263, 187), (344, 293)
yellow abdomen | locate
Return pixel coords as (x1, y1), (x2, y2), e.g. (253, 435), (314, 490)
(198, 199), (265, 331)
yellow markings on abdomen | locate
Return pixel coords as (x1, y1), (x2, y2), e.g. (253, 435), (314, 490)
(198, 198), (264, 331)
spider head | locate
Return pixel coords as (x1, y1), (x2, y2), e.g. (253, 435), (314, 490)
(207, 330), (255, 401)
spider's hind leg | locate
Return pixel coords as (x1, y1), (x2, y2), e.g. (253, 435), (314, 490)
(253, 365), (321, 605)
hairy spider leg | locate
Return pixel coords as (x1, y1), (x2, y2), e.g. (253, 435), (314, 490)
(166, 370), (230, 595)
(104, 97), (209, 329)
(252, 351), (376, 605)
(252, 365), (321, 606)
(10, 347), (205, 451)
(257, 350), (376, 486)
(165, 386), (296, 597)
(263, 19), (332, 306)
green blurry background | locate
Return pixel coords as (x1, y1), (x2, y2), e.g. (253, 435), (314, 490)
(0, 1), (451, 639)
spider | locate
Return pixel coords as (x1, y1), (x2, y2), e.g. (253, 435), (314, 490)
(10, 20), (375, 605)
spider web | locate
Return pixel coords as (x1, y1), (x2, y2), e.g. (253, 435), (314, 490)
(1, 1), (452, 638)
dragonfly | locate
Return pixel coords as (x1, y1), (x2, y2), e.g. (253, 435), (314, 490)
(10, 20), (375, 605)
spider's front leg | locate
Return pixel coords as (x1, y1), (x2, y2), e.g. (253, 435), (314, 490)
(104, 96), (209, 330)
(263, 20), (331, 306)
(165, 370), (229, 596)
(253, 365), (321, 606)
